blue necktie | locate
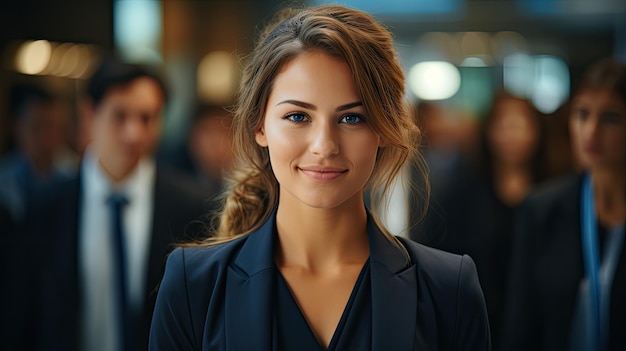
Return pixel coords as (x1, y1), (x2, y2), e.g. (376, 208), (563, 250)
(107, 193), (134, 351)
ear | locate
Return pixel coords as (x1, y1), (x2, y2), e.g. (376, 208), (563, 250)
(255, 126), (268, 147)
(77, 99), (96, 151)
(377, 136), (387, 148)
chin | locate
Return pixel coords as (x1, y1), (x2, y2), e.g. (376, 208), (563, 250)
(302, 195), (359, 211)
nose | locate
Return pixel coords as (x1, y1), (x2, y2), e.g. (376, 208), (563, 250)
(122, 117), (145, 145)
(309, 121), (339, 158)
(582, 114), (600, 139)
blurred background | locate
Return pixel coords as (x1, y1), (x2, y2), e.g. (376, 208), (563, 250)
(0, 0), (624, 159)
(1, 2), (625, 349)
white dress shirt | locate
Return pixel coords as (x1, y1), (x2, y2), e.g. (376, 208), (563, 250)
(79, 149), (155, 351)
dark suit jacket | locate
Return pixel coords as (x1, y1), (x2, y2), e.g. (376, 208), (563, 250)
(501, 174), (626, 351)
(149, 211), (491, 351)
(3, 166), (211, 351)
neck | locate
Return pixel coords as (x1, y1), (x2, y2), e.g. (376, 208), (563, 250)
(492, 163), (533, 206)
(492, 162), (532, 177)
(591, 167), (626, 226)
(29, 156), (55, 178)
(98, 156), (138, 184)
(274, 196), (369, 272)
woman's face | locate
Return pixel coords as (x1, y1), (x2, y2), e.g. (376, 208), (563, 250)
(487, 99), (540, 167)
(256, 50), (384, 210)
(569, 88), (626, 170)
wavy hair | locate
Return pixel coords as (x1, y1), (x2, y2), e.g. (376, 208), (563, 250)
(190, 4), (427, 247)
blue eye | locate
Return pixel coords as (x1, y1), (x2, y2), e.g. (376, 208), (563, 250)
(285, 113), (309, 123)
(340, 114), (364, 125)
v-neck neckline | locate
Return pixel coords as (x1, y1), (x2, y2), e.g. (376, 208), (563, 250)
(274, 259), (370, 351)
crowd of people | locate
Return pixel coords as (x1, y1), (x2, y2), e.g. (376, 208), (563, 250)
(0, 3), (624, 351)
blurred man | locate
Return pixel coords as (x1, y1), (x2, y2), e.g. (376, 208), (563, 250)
(6, 57), (209, 351)
(0, 84), (75, 222)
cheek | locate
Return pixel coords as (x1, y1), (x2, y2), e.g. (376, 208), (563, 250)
(264, 128), (300, 169)
(343, 133), (381, 167)
(568, 121), (583, 145)
(605, 129), (626, 156)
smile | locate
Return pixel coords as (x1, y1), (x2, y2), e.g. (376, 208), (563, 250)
(298, 166), (348, 182)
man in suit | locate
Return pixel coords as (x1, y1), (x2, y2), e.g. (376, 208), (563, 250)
(5, 57), (210, 351)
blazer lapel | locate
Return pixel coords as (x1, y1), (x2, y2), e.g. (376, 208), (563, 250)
(368, 215), (418, 351)
(225, 214), (276, 351)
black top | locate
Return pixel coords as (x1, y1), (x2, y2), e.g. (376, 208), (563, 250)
(273, 260), (371, 351)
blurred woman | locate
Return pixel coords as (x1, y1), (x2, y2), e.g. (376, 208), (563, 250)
(502, 58), (626, 351)
(483, 92), (545, 207)
(474, 92), (546, 348)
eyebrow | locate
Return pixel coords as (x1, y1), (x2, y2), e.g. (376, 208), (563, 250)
(276, 100), (363, 112)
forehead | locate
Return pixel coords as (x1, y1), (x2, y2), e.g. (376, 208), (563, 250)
(573, 88), (626, 109)
(99, 77), (164, 107)
(269, 51), (358, 101)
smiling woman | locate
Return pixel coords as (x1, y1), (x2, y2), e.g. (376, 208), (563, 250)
(149, 4), (491, 351)
(255, 51), (384, 211)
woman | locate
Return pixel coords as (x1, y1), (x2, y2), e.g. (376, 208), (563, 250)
(149, 5), (490, 350)
(482, 93), (545, 208)
(477, 93), (546, 348)
(502, 58), (626, 351)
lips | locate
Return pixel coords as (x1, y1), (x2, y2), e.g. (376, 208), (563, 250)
(582, 143), (601, 155)
(298, 166), (348, 181)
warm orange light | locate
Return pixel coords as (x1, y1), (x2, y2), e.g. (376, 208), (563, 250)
(15, 40), (52, 75)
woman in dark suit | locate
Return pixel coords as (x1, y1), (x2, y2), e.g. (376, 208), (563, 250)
(502, 58), (626, 351)
(149, 5), (490, 350)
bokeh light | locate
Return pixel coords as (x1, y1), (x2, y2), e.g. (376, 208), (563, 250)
(197, 51), (238, 104)
(408, 61), (461, 100)
(15, 40), (52, 75)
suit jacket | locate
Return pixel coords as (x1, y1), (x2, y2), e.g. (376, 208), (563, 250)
(149, 211), (491, 351)
(3, 166), (211, 351)
(501, 174), (626, 351)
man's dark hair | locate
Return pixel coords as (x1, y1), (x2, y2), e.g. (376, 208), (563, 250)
(9, 83), (54, 119)
(86, 56), (168, 107)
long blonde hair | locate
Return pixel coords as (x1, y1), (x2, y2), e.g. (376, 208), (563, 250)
(192, 4), (428, 246)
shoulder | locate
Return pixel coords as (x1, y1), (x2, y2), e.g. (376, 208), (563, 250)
(29, 175), (80, 210)
(524, 173), (581, 209)
(163, 237), (248, 289)
(151, 238), (246, 349)
(517, 172), (582, 226)
(399, 238), (491, 348)
(400, 238), (480, 293)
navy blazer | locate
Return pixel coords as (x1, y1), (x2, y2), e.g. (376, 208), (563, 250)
(501, 174), (626, 351)
(149, 212), (491, 350)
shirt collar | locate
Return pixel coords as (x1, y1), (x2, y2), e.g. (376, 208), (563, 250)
(81, 146), (156, 202)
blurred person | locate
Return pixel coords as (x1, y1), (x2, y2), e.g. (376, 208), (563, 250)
(473, 92), (546, 349)
(412, 93), (546, 350)
(0, 83), (75, 222)
(409, 102), (476, 252)
(3, 56), (209, 351)
(482, 92), (545, 208)
(188, 105), (233, 195)
(149, 4), (490, 350)
(166, 103), (234, 199)
(502, 58), (626, 351)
